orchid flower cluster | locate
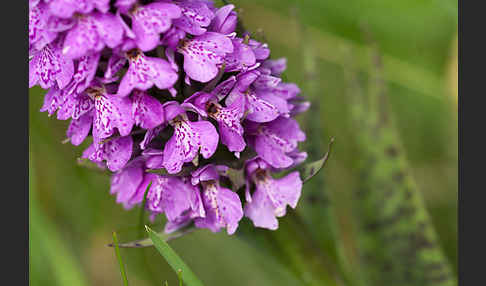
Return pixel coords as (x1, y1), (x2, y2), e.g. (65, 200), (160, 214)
(29, 0), (310, 234)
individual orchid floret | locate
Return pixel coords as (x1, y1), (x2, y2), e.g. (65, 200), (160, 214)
(244, 158), (302, 230)
(62, 12), (124, 59)
(131, 90), (165, 129)
(245, 116), (306, 169)
(142, 173), (205, 222)
(226, 70), (289, 123)
(118, 49), (178, 97)
(183, 91), (246, 153)
(83, 135), (134, 171)
(126, 2), (181, 51)
(64, 52), (100, 95)
(224, 37), (256, 72)
(172, 0), (215, 36)
(191, 165), (243, 234)
(46, 0), (110, 19)
(209, 4), (237, 34)
(261, 58), (287, 76)
(80, 83), (134, 142)
(162, 101), (219, 174)
(248, 39), (270, 61)
(109, 159), (145, 208)
(30, 41), (74, 90)
(29, 2), (64, 51)
(178, 32), (233, 82)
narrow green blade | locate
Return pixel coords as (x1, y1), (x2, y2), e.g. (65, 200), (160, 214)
(145, 225), (205, 286)
(112, 232), (129, 286)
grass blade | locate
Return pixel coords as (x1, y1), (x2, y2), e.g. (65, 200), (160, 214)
(145, 225), (204, 286)
(112, 231), (129, 286)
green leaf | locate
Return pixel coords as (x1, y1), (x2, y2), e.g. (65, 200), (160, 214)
(112, 231), (129, 286)
(301, 137), (335, 183)
(145, 225), (205, 286)
(107, 227), (196, 248)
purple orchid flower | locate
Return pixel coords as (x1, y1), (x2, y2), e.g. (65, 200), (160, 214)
(109, 159), (145, 208)
(62, 12), (124, 59)
(64, 52), (100, 95)
(224, 37), (256, 72)
(162, 101), (219, 174)
(182, 91), (245, 153)
(29, 2), (63, 51)
(191, 165), (243, 234)
(83, 135), (134, 171)
(46, 0), (110, 19)
(30, 41), (74, 90)
(141, 173), (205, 222)
(172, 0), (215, 36)
(131, 90), (165, 129)
(244, 158), (302, 230)
(209, 4), (237, 34)
(118, 49), (178, 97)
(226, 70), (290, 123)
(125, 2), (181, 51)
(245, 116), (306, 169)
(178, 31), (233, 83)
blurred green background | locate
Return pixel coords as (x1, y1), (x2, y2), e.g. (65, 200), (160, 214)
(29, 0), (457, 285)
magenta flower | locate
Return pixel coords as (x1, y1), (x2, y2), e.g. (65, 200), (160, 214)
(127, 2), (181, 51)
(83, 135), (134, 171)
(162, 101), (219, 174)
(244, 158), (302, 230)
(173, 0), (214, 36)
(183, 91), (245, 153)
(30, 42), (74, 90)
(30, 0), (312, 235)
(118, 49), (178, 97)
(209, 4), (237, 34)
(62, 12), (124, 59)
(192, 165), (243, 234)
(46, 0), (110, 19)
(178, 32), (233, 82)
(245, 116), (306, 169)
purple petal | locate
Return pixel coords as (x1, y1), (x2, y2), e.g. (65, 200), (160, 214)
(195, 183), (243, 234)
(209, 4), (236, 34)
(224, 38), (256, 72)
(244, 186), (279, 230)
(245, 91), (280, 123)
(261, 58), (287, 76)
(104, 136), (133, 172)
(131, 90), (165, 129)
(190, 120), (219, 159)
(66, 111), (93, 146)
(118, 51), (178, 97)
(211, 75), (236, 101)
(173, 0), (214, 35)
(179, 32), (233, 82)
(211, 95), (245, 152)
(92, 91), (134, 141)
(131, 3), (181, 51)
(29, 43), (74, 89)
(48, 0), (110, 18)
(110, 161), (144, 207)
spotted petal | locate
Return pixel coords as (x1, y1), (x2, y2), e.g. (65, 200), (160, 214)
(118, 52), (178, 97)
(179, 32), (233, 82)
(29, 43), (74, 89)
(131, 3), (181, 51)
